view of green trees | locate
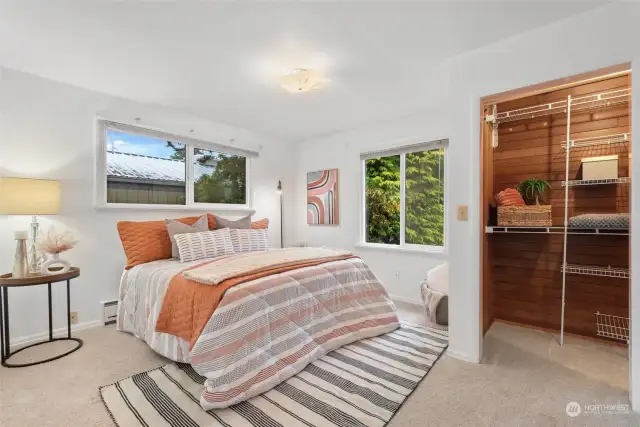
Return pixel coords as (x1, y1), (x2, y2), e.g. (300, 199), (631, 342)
(365, 155), (401, 244)
(365, 148), (445, 246)
(194, 154), (246, 204)
(167, 142), (246, 204)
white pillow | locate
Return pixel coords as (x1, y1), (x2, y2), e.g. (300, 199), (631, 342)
(229, 228), (269, 253)
(174, 229), (235, 262)
(426, 262), (449, 295)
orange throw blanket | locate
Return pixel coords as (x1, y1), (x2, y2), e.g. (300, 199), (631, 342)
(155, 254), (356, 348)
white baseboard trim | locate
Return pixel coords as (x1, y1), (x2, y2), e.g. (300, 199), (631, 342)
(447, 348), (480, 364)
(10, 320), (103, 350)
(390, 295), (422, 307)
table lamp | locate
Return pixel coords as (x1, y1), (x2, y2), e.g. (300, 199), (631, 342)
(0, 178), (61, 273)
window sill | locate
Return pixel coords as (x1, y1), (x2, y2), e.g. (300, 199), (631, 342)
(94, 203), (256, 215)
(354, 243), (448, 257)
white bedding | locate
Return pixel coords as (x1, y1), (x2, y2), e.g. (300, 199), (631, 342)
(116, 258), (203, 362)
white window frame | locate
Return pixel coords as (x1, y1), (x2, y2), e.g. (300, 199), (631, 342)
(95, 119), (256, 213)
(359, 138), (448, 253)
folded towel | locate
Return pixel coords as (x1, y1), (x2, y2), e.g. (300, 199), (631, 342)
(569, 213), (629, 229)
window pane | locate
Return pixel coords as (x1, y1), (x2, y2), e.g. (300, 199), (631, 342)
(365, 155), (400, 245)
(194, 148), (247, 204)
(405, 148), (445, 246)
(106, 129), (186, 205)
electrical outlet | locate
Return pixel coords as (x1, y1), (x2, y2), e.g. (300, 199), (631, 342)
(395, 271), (400, 281)
(457, 205), (469, 221)
(70, 312), (78, 324)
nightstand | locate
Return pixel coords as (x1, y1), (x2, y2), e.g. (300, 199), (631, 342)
(0, 267), (83, 367)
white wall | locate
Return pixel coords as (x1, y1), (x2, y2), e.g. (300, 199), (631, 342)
(0, 68), (295, 343)
(291, 3), (640, 408)
(293, 111), (451, 304)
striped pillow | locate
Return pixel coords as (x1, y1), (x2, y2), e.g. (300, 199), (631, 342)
(229, 228), (269, 253)
(174, 229), (235, 263)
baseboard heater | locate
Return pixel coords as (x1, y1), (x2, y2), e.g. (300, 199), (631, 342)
(101, 299), (118, 325)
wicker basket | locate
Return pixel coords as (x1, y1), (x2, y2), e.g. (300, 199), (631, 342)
(497, 205), (552, 227)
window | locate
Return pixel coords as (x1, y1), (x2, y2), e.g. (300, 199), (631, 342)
(193, 148), (247, 205)
(105, 129), (187, 205)
(97, 120), (254, 209)
(362, 139), (446, 250)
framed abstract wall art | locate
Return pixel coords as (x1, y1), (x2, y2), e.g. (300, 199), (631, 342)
(307, 168), (339, 225)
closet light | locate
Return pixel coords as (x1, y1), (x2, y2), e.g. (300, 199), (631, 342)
(279, 68), (324, 93)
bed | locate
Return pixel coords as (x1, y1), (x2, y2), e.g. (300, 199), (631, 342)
(117, 248), (400, 409)
(118, 257), (199, 363)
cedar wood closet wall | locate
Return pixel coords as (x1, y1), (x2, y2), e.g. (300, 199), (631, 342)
(489, 75), (630, 340)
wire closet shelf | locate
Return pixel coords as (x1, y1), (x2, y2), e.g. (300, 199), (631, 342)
(486, 226), (629, 236)
(557, 90), (631, 346)
(561, 264), (630, 279)
(595, 312), (629, 342)
(561, 133), (630, 150)
(491, 88), (630, 124)
(562, 177), (631, 187)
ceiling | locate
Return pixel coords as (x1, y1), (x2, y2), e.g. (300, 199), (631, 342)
(0, 1), (605, 142)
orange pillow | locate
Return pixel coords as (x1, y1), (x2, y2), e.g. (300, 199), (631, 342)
(117, 215), (262, 269)
(251, 218), (269, 229)
(118, 216), (205, 270)
(205, 214), (217, 230)
(496, 189), (525, 207)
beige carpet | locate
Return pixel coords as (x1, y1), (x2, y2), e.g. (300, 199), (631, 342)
(0, 303), (637, 427)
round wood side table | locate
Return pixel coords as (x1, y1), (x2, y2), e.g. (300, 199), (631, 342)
(0, 267), (83, 368)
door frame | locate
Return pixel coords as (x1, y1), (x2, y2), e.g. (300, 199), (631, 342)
(478, 62), (632, 347)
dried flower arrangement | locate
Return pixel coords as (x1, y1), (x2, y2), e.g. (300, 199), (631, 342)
(36, 227), (78, 255)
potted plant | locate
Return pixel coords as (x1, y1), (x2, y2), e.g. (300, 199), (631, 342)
(517, 178), (551, 205)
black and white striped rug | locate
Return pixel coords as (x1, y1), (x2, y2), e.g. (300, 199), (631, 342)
(100, 323), (448, 427)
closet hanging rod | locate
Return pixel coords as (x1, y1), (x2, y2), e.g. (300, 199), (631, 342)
(489, 88), (631, 124)
(561, 133), (630, 149)
(492, 100), (567, 124)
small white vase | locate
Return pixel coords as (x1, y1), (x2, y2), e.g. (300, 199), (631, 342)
(41, 253), (71, 275)
(13, 235), (29, 278)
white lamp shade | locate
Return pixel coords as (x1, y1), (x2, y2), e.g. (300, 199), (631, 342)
(0, 177), (61, 215)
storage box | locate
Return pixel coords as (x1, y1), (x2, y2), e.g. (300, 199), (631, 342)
(497, 205), (552, 227)
(581, 155), (618, 180)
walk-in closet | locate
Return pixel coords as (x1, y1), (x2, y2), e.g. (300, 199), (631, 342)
(480, 65), (631, 381)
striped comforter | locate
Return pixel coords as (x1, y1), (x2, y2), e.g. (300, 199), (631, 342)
(118, 256), (400, 410)
(191, 257), (400, 409)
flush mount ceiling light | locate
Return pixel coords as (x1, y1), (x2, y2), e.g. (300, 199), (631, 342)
(279, 68), (324, 94)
